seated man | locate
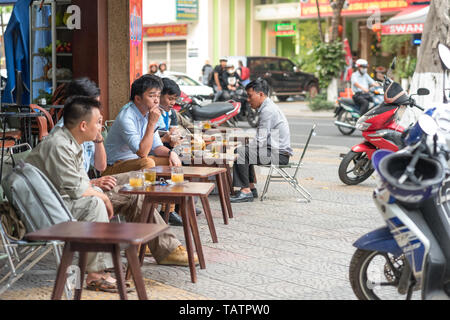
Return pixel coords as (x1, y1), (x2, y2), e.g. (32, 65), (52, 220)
(54, 77), (194, 258)
(103, 74), (182, 176)
(156, 77), (183, 149)
(230, 79), (293, 203)
(25, 96), (118, 292)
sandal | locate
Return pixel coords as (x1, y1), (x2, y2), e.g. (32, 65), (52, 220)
(86, 278), (135, 293)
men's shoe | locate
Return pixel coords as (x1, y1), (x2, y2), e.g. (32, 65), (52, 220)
(160, 211), (183, 226)
(230, 191), (254, 203)
(159, 245), (199, 266)
(196, 207), (202, 216)
(251, 188), (258, 198)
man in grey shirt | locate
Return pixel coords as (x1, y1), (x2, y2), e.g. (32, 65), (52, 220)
(230, 79), (293, 203)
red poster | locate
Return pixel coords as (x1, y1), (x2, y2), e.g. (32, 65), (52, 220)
(300, 0), (411, 18)
(144, 24), (188, 38)
(129, 0), (143, 86)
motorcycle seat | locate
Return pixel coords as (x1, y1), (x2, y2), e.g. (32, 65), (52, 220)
(192, 102), (235, 120)
(339, 98), (357, 107)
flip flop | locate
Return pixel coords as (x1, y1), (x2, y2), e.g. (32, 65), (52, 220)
(86, 278), (135, 293)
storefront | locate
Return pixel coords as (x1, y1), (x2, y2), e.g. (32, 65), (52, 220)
(3, 0), (144, 120)
(143, 24), (188, 73)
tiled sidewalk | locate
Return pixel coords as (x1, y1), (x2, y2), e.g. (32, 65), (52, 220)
(0, 143), (383, 300)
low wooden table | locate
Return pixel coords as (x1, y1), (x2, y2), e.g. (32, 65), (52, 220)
(154, 166), (232, 233)
(25, 221), (169, 300)
(119, 182), (215, 283)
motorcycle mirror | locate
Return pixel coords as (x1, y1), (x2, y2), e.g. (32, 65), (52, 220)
(390, 57), (396, 71)
(438, 43), (450, 70)
(417, 88), (430, 96)
(418, 114), (438, 136)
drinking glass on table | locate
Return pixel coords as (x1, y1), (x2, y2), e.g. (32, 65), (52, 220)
(144, 168), (157, 185)
(129, 172), (144, 188)
(171, 167), (184, 184)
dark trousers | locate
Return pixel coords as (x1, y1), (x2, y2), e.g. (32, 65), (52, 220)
(233, 146), (290, 188)
(353, 92), (372, 115)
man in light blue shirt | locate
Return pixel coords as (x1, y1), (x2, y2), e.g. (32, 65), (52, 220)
(351, 58), (377, 115)
(103, 75), (182, 176)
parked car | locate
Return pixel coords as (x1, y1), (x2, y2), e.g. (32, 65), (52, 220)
(162, 71), (214, 99)
(227, 56), (319, 101)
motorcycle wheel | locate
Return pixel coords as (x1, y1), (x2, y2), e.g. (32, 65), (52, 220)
(349, 249), (413, 300)
(247, 107), (258, 128)
(338, 151), (374, 185)
(336, 109), (357, 135)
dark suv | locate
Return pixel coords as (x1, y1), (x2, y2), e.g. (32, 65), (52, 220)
(228, 56), (319, 101)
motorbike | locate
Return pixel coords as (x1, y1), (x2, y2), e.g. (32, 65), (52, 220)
(349, 43), (450, 300)
(219, 85), (259, 128)
(338, 61), (427, 186)
(174, 91), (241, 127)
(334, 85), (384, 135)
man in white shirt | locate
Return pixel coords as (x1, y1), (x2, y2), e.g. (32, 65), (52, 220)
(351, 59), (377, 116)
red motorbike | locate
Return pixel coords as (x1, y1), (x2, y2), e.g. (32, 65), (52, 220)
(338, 78), (427, 185)
(173, 91), (241, 127)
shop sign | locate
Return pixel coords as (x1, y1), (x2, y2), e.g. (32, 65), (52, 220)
(176, 0), (198, 21)
(300, 0), (411, 18)
(144, 24), (188, 38)
(130, 0), (143, 85)
(275, 23), (296, 37)
(381, 23), (424, 35)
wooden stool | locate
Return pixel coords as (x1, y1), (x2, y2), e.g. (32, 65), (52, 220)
(25, 221), (169, 300)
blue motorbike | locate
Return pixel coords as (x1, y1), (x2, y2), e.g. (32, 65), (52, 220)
(349, 43), (450, 300)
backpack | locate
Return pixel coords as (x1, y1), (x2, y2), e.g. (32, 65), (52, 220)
(2, 161), (75, 233)
(240, 66), (250, 81)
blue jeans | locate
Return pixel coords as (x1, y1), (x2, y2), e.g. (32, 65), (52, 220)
(213, 85), (223, 102)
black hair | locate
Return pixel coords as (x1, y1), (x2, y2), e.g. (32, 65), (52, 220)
(63, 96), (101, 129)
(65, 77), (100, 99)
(245, 78), (270, 96)
(161, 78), (181, 97)
(130, 74), (163, 101)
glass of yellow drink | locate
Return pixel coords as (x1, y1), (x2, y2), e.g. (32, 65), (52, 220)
(144, 168), (157, 185)
(129, 172), (144, 188)
(171, 167), (184, 184)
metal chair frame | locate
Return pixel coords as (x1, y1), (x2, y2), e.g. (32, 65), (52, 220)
(259, 124), (317, 203)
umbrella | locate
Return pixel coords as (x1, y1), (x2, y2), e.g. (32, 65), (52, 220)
(2, 0), (32, 105)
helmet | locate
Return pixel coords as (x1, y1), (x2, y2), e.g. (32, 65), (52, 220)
(355, 59), (368, 68)
(219, 57), (228, 62)
(373, 150), (445, 204)
(149, 61), (158, 67)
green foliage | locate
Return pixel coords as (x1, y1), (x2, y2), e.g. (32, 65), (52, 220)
(395, 56), (417, 79)
(308, 92), (335, 111)
(381, 35), (411, 54)
(0, 6), (13, 15)
(311, 41), (346, 89)
(291, 20), (325, 74)
(33, 90), (52, 105)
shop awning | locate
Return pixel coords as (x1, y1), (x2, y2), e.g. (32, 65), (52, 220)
(381, 5), (429, 35)
(0, 0), (17, 4)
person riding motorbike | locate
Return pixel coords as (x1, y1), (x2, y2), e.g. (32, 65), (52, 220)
(221, 63), (242, 100)
(351, 59), (379, 116)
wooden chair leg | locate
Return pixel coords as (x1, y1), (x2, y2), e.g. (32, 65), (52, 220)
(216, 172), (229, 225)
(188, 196), (206, 269)
(51, 243), (75, 300)
(219, 172), (234, 219)
(180, 197), (197, 283)
(74, 252), (88, 300)
(125, 245), (148, 300)
(112, 244), (128, 300)
(200, 196), (218, 243)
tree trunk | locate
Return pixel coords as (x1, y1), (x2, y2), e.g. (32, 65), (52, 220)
(316, 0), (324, 43)
(410, 0), (450, 106)
(329, 0), (345, 42)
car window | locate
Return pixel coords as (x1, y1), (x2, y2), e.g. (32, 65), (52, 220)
(280, 60), (295, 72)
(249, 58), (280, 72)
(169, 75), (200, 86)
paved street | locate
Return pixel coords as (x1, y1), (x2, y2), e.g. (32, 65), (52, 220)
(0, 101), (393, 300)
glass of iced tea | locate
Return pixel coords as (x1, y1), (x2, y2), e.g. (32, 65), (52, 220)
(171, 167), (184, 184)
(129, 172), (144, 188)
(144, 168), (157, 185)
